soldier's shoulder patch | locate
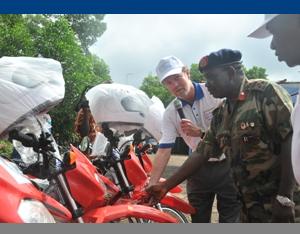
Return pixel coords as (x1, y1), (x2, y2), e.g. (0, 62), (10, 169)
(245, 79), (269, 92)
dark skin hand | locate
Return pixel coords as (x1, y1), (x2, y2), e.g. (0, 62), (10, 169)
(272, 133), (296, 222)
(146, 147), (209, 203)
(272, 199), (295, 223)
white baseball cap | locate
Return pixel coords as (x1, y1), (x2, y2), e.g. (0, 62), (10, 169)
(156, 56), (184, 83)
(248, 14), (279, 38)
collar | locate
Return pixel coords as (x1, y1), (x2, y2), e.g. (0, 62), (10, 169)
(237, 78), (249, 101)
(180, 82), (204, 106)
(224, 77), (248, 107)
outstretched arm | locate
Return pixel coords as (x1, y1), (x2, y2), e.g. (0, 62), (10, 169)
(146, 142), (210, 201)
(148, 148), (172, 186)
(164, 148), (209, 191)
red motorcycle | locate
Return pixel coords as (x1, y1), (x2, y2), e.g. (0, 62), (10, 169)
(88, 125), (195, 223)
(10, 118), (177, 223)
(84, 83), (195, 220)
(0, 155), (72, 223)
(0, 56), (176, 223)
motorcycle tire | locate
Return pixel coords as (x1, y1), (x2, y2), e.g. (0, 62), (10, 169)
(110, 216), (171, 223)
(160, 206), (189, 223)
(143, 205), (189, 223)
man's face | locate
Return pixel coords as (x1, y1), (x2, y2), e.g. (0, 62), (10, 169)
(162, 72), (191, 99)
(204, 67), (231, 98)
(267, 14), (300, 67)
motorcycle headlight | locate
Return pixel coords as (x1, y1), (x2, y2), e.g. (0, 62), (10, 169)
(17, 199), (56, 223)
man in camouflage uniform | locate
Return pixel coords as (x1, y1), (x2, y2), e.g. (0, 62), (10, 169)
(147, 48), (300, 222)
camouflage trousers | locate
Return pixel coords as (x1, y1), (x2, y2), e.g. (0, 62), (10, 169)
(239, 186), (300, 223)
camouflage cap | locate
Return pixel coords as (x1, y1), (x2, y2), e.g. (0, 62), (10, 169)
(198, 49), (242, 73)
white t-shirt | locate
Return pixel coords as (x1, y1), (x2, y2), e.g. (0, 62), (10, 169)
(159, 82), (222, 152)
(291, 92), (300, 184)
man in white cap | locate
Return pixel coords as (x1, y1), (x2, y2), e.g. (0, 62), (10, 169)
(249, 14), (300, 186)
(147, 55), (241, 223)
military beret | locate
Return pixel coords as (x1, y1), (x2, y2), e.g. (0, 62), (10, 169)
(198, 49), (242, 73)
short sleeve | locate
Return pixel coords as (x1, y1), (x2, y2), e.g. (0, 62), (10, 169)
(158, 108), (179, 149)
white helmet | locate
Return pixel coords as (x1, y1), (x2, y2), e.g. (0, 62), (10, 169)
(86, 83), (165, 141)
(0, 57), (65, 138)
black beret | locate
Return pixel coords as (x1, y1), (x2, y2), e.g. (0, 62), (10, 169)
(198, 49), (242, 73)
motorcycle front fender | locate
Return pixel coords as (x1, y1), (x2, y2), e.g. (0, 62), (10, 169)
(161, 193), (196, 214)
(83, 204), (178, 223)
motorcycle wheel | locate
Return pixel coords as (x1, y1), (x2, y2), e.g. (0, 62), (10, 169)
(109, 216), (170, 223)
(160, 206), (189, 223)
(143, 206), (189, 223)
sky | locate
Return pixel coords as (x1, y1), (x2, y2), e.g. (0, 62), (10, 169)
(90, 14), (300, 88)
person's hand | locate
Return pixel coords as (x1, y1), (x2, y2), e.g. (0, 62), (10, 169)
(271, 197), (295, 223)
(180, 119), (202, 137)
(145, 182), (168, 205)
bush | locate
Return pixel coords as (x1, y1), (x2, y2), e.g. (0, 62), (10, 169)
(0, 140), (13, 158)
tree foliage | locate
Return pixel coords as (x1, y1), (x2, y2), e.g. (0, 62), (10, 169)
(0, 14), (110, 145)
(190, 63), (205, 82)
(244, 65), (268, 80)
(45, 14), (106, 54)
(140, 74), (174, 107)
(0, 15), (36, 56)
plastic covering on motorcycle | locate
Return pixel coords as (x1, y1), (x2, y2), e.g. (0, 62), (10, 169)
(86, 83), (165, 141)
(0, 56), (65, 137)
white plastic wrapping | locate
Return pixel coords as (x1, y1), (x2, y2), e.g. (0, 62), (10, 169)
(90, 132), (109, 157)
(144, 96), (165, 141)
(12, 114), (58, 164)
(86, 83), (165, 141)
(0, 57), (65, 137)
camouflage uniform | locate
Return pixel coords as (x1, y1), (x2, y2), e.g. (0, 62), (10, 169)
(196, 78), (300, 222)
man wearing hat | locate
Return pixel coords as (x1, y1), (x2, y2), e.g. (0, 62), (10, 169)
(148, 55), (241, 223)
(147, 48), (299, 222)
(249, 14), (300, 188)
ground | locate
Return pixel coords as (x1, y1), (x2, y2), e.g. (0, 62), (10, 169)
(149, 154), (219, 223)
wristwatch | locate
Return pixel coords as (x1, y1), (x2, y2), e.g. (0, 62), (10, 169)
(276, 195), (295, 207)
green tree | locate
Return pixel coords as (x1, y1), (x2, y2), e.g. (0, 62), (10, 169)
(0, 14), (36, 57)
(0, 14), (110, 145)
(190, 63), (205, 82)
(0, 140), (13, 157)
(45, 14), (107, 54)
(244, 66), (268, 80)
(32, 17), (109, 144)
(140, 75), (173, 107)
